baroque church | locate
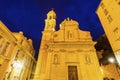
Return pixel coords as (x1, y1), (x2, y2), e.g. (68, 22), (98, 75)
(33, 10), (103, 80)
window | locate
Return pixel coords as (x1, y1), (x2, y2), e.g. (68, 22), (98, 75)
(67, 31), (73, 40)
(107, 15), (113, 23)
(113, 27), (120, 41)
(4, 42), (10, 56)
(0, 41), (9, 56)
(0, 38), (4, 54)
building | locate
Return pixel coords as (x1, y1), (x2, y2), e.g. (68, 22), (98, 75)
(96, 0), (120, 79)
(0, 21), (36, 80)
(33, 10), (103, 80)
(96, 0), (120, 65)
(95, 34), (120, 80)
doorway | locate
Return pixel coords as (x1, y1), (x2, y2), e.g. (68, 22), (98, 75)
(68, 66), (78, 80)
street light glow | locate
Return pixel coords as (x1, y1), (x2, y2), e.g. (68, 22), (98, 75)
(108, 57), (115, 63)
(13, 61), (23, 68)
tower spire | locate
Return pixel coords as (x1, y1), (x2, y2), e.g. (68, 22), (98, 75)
(44, 9), (56, 31)
(47, 9), (56, 19)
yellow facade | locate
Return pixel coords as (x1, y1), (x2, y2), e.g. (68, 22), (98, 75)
(34, 10), (103, 80)
(0, 21), (36, 80)
(101, 64), (120, 80)
(96, 50), (120, 79)
(96, 0), (120, 65)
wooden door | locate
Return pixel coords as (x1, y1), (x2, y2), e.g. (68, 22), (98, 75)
(68, 66), (78, 80)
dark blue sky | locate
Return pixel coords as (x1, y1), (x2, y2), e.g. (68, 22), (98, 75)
(0, 0), (104, 59)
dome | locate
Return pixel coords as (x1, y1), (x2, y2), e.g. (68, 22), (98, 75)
(47, 9), (56, 19)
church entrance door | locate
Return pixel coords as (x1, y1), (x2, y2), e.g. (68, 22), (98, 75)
(68, 66), (78, 80)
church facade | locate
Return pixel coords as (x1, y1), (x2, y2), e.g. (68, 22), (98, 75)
(34, 10), (103, 80)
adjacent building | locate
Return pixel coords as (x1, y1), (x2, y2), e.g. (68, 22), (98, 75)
(0, 21), (36, 80)
(96, 0), (120, 65)
(95, 34), (120, 80)
(96, 0), (120, 79)
(33, 10), (103, 80)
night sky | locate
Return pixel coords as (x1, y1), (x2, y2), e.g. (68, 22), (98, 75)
(0, 0), (104, 59)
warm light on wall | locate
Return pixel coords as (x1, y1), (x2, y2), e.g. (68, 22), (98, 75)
(100, 67), (104, 75)
(52, 28), (55, 31)
(115, 50), (120, 65)
(13, 61), (23, 69)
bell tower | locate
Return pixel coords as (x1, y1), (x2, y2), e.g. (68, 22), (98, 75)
(42, 9), (56, 42)
(44, 9), (56, 31)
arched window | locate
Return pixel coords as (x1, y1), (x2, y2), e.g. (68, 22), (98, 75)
(49, 16), (52, 19)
